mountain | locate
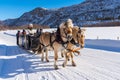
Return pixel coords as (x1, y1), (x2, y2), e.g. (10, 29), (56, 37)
(3, 19), (17, 26)
(2, 0), (120, 27)
(0, 20), (3, 26)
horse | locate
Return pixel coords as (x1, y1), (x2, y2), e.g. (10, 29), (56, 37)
(37, 19), (74, 69)
(38, 26), (86, 69)
(61, 26), (86, 67)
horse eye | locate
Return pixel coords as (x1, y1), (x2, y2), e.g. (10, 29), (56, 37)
(81, 35), (84, 37)
(81, 35), (85, 37)
(78, 30), (81, 33)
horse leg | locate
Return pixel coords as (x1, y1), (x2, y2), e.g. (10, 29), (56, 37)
(62, 52), (69, 67)
(41, 50), (44, 61)
(45, 50), (49, 62)
(71, 52), (76, 66)
(61, 50), (70, 61)
(54, 50), (58, 70)
(61, 50), (64, 58)
(68, 54), (70, 61)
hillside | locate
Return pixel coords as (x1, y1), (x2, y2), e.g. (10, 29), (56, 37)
(2, 0), (120, 27)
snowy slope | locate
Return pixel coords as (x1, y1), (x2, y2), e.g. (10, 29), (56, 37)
(0, 27), (120, 80)
(2, 0), (120, 27)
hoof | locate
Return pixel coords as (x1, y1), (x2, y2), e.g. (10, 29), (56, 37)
(61, 54), (64, 58)
(54, 65), (59, 70)
(68, 58), (70, 61)
(41, 58), (44, 62)
(72, 63), (76, 67)
(55, 67), (59, 70)
(46, 59), (49, 62)
(62, 63), (65, 67)
(61, 55), (64, 58)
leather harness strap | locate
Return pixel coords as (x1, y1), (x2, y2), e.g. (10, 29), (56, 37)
(39, 27), (80, 51)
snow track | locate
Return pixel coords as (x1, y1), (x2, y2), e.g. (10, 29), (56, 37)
(0, 28), (120, 80)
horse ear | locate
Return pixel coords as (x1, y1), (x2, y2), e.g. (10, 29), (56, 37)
(78, 27), (81, 33)
(64, 22), (67, 26)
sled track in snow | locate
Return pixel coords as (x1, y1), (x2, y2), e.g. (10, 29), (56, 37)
(0, 29), (120, 80)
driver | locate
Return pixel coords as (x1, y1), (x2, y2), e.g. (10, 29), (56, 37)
(27, 23), (35, 49)
(27, 23), (35, 36)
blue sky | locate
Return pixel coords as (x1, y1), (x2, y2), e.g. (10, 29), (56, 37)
(0, 0), (84, 20)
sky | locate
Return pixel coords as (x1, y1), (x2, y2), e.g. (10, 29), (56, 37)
(0, 0), (84, 20)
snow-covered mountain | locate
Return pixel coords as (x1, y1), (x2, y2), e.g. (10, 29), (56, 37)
(0, 20), (3, 26)
(2, 0), (120, 27)
(3, 19), (17, 26)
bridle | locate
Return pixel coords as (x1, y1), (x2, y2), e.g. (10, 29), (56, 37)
(62, 27), (73, 40)
(78, 29), (85, 48)
(70, 28), (81, 46)
(66, 28), (85, 56)
(71, 28), (85, 48)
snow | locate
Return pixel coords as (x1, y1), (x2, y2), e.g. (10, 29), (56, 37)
(84, 27), (120, 40)
(0, 27), (120, 80)
(84, 27), (120, 52)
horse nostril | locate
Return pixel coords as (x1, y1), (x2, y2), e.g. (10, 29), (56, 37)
(67, 35), (72, 40)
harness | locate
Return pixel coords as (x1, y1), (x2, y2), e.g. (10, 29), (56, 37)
(39, 32), (56, 51)
(52, 27), (80, 50)
(38, 27), (70, 51)
(55, 27), (70, 49)
(64, 29), (82, 56)
(38, 27), (81, 53)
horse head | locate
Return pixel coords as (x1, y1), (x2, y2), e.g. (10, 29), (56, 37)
(80, 28), (86, 48)
(72, 26), (86, 48)
(59, 19), (73, 42)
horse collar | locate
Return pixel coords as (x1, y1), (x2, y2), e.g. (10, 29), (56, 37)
(56, 27), (64, 43)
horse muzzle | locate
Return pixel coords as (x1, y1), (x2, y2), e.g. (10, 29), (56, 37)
(75, 43), (80, 47)
(81, 45), (84, 48)
(67, 34), (72, 41)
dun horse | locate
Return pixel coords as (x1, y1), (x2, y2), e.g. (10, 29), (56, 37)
(38, 19), (74, 69)
(62, 26), (86, 67)
(33, 19), (86, 69)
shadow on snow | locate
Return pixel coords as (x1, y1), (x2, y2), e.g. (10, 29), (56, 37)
(85, 39), (120, 52)
(0, 45), (56, 79)
(3, 32), (16, 37)
(0, 39), (120, 78)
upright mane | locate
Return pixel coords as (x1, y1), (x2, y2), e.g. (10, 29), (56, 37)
(56, 27), (64, 43)
(58, 19), (74, 42)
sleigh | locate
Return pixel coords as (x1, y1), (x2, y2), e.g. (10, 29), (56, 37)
(16, 30), (39, 50)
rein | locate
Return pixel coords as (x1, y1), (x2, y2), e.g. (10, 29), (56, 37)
(39, 27), (70, 50)
(39, 32), (57, 51)
(39, 26), (74, 51)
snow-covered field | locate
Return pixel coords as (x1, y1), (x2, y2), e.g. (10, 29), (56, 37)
(0, 27), (120, 80)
